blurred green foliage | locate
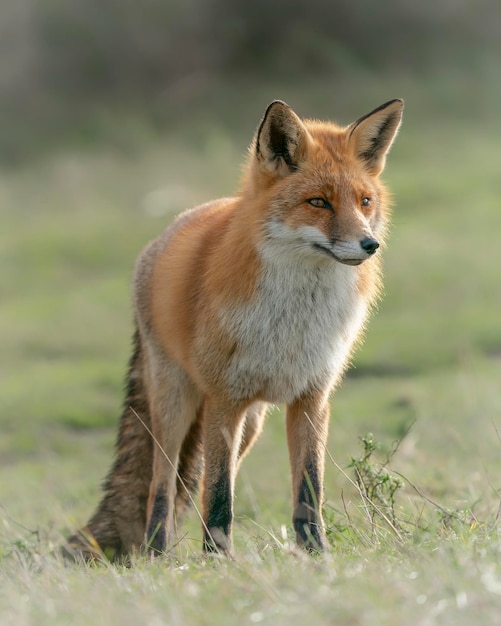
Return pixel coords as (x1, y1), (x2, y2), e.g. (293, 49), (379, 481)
(0, 0), (500, 161)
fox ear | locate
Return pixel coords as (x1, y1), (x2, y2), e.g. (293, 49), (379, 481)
(255, 101), (309, 176)
(349, 99), (403, 175)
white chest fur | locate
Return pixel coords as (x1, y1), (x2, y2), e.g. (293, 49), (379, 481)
(223, 255), (368, 403)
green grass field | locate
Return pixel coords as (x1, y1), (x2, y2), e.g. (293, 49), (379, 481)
(1, 73), (501, 625)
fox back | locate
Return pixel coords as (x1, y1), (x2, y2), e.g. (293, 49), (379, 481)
(66, 99), (403, 561)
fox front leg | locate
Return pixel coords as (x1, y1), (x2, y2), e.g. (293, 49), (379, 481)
(201, 399), (247, 555)
(286, 391), (330, 552)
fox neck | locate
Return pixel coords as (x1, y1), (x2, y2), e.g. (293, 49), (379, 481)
(256, 235), (364, 315)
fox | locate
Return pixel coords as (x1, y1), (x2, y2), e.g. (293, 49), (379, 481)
(66, 98), (403, 560)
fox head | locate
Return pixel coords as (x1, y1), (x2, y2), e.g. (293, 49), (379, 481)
(247, 99), (403, 266)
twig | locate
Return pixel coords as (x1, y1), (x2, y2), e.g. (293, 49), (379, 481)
(382, 418), (416, 469)
(392, 469), (466, 524)
(340, 489), (367, 544)
(0, 503), (39, 538)
(491, 418), (501, 446)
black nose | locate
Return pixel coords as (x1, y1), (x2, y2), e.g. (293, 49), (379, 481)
(360, 237), (380, 255)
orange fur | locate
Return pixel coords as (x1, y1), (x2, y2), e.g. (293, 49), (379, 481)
(66, 99), (403, 560)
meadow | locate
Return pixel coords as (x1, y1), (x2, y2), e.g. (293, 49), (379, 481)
(1, 72), (501, 625)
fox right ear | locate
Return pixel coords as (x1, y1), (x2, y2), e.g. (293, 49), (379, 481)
(255, 101), (309, 177)
(349, 99), (404, 175)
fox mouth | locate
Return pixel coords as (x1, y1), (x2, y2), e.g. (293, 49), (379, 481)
(313, 243), (365, 266)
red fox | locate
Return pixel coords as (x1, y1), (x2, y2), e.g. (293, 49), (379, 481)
(66, 98), (403, 560)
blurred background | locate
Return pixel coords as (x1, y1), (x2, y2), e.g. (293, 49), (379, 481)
(1, 0), (500, 161)
(1, 0), (500, 535)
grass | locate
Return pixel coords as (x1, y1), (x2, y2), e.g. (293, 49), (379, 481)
(1, 69), (501, 624)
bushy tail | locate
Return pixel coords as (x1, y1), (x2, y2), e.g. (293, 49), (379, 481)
(64, 325), (205, 562)
(65, 327), (153, 562)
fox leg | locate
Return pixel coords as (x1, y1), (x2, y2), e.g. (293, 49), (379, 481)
(201, 398), (248, 555)
(173, 413), (204, 521)
(145, 355), (202, 554)
(286, 390), (330, 552)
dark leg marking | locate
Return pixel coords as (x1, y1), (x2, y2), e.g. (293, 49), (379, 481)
(293, 462), (327, 552)
(203, 470), (232, 553)
(146, 492), (168, 554)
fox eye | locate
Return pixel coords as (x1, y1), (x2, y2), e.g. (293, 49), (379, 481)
(308, 198), (332, 210)
(361, 197), (371, 207)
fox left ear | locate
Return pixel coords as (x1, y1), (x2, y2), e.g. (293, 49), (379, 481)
(349, 99), (403, 175)
(255, 100), (310, 177)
